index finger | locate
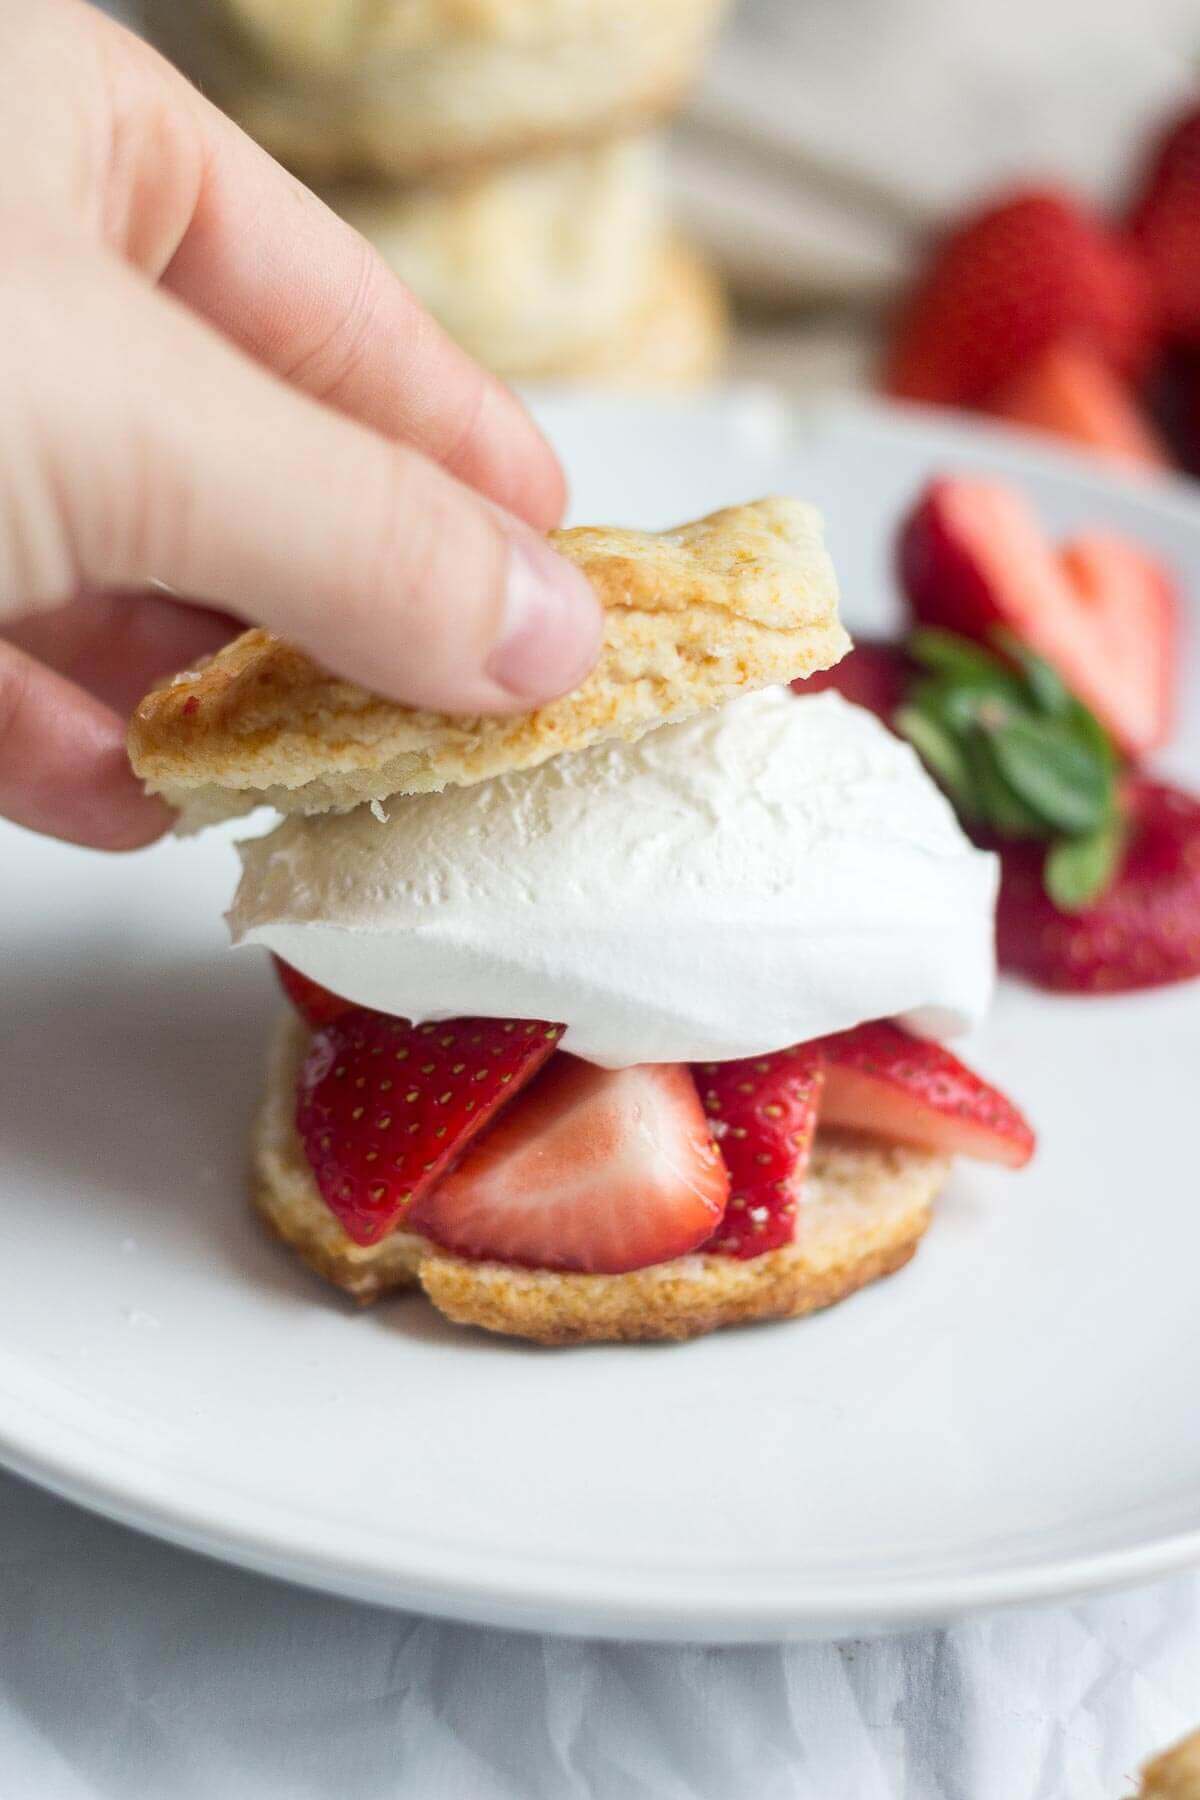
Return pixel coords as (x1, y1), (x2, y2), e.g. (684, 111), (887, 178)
(161, 135), (568, 531)
(62, 2), (568, 531)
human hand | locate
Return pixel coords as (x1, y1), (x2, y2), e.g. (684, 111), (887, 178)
(0, 0), (602, 850)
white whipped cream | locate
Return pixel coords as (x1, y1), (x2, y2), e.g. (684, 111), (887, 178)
(229, 689), (998, 1068)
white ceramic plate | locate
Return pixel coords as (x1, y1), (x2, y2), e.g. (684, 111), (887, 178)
(2, 394), (1198, 1643)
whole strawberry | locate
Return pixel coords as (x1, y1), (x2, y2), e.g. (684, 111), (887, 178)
(884, 188), (1156, 407)
(994, 780), (1200, 992)
(296, 1010), (564, 1245)
(1129, 103), (1200, 343)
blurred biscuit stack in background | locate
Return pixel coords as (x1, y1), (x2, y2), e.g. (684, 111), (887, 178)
(142, 0), (730, 386)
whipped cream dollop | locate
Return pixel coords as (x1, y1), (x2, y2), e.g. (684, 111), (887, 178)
(230, 689), (998, 1068)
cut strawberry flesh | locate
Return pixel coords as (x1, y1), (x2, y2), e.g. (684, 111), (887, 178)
(695, 1047), (825, 1258)
(291, 1005), (1036, 1263)
(993, 778), (1200, 993)
(273, 955), (355, 1030)
(901, 477), (1074, 641)
(1055, 534), (1175, 755)
(818, 1021), (1035, 1169)
(899, 477), (1176, 758)
(408, 1056), (729, 1273)
(985, 342), (1168, 471)
(296, 1011), (564, 1246)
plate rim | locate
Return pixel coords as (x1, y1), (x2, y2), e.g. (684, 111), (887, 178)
(3, 389), (1199, 1642)
(4, 1414), (1200, 1642)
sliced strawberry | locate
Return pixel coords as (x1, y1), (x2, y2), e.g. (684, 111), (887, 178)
(296, 1012), (564, 1246)
(1055, 533), (1176, 753)
(898, 477), (1176, 757)
(272, 954), (354, 1030)
(797, 639), (911, 727)
(694, 1046), (825, 1258)
(883, 188), (1156, 407)
(994, 778), (1200, 992)
(409, 1057), (728, 1273)
(1128, 103), (1200, 343)
(819, 1021), (1035, 1168)
(985, 342), (1168, 470)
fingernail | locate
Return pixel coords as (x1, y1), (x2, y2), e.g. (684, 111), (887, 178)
(486, 536), (603, 701)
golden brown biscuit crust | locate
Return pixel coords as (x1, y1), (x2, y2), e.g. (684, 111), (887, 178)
(253, 1015), (947, 1341)
(1140, 1731), (1200, 1800)
(128, 499), (847, 825)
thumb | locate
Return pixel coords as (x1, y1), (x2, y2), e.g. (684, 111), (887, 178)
(2, 226), (602, 715)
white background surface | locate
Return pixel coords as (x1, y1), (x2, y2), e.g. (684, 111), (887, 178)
(1, 1462), (1197, 1800)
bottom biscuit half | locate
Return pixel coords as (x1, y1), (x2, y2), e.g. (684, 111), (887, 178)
(253, 1015), (949, 1343)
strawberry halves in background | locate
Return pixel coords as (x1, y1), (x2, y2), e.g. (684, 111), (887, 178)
(879, 103), (1200, 473)
(806, 473), (1200, 996)
(898, 477), (1175, 758)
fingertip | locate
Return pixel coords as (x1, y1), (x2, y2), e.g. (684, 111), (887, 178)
(448, 380), (569, 533)
(59, 745), (177, 852)
(87, 790), (176, 853)
(518, 432), (570, 533)
(485, 534), (604, 703)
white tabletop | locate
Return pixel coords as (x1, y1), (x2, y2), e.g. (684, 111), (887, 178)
(0, 1463), (1196, 1798)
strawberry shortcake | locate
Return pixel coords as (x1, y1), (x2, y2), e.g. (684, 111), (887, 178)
(129, 499), (1033, 1343)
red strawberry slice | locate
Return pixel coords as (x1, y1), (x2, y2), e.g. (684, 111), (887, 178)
(985, 342), (1168, 470)
(409, 1057), (728, 1273)
(1128, 103), (1200, 343)
(296, 1011), (564, 1246)
(694, 1047), (825, 1258)
(993, 778), (1200, 992)
(898, 477), (1176, 757)
(819, 1021), (1035, 1168)
(797, 639), (911, 727)
(883, 188), (1156, 407)
(1055, 533), (1176, 753)
(272, 955), (354, 1030)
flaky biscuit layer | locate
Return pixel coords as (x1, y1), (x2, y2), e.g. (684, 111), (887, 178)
(253, 1014), (947, 1343)
(128, 498), (847, 824)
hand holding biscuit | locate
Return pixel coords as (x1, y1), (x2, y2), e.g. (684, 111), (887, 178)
(0, 0), (601, 851)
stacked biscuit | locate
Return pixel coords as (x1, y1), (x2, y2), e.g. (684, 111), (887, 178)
(143, 0), (729, 385)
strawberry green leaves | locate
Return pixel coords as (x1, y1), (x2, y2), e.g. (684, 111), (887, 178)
(986, 714), (1110, 834)
(1043, 815), (1127, 911)
(896, 628), (1125, 910)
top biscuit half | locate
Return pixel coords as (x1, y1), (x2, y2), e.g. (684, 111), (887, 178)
(127, 498), (849, 827)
